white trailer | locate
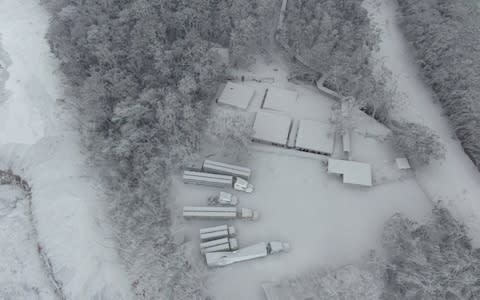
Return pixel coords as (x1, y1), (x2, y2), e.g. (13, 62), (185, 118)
(205, 241), (290, 267)
(207, 191), (239, 206)
(200, 237), (239, 253)
(182, 170), (254, 193)
(183, 206), (259, 220)
(202, 160), (252, 180)
(200, 225), (236, 241)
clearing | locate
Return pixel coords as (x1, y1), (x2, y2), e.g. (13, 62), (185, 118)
(171, 55), (433, 300)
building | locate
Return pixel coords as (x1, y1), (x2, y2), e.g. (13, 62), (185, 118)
(294, 120), (335, 156)
(261, 87), (298, 112)
(217, 81), (256, 110)
(252, 111), (292, 147)
(327, 158), (372, 187)
(395, 157), (411, 170)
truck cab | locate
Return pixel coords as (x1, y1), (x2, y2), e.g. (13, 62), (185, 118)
(233, 177), (254, 193)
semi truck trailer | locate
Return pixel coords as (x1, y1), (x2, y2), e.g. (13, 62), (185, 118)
(182, 170), (254, 193)
(205, 241), (290, 267)
(202, 159), (252, 180)
(183, 206), (259, 220)
(200, 225), (236, 241)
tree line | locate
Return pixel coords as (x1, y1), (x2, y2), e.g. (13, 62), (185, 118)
(396, 0), (480, 170)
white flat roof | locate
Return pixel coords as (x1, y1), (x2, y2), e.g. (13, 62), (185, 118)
(395, 157), (411, 169)
(295, 120), (334, 155)
(252, 111), (292, 146)
(217, 82), (255, 110)
(327, 159), (372, 187)
(262, 87), (298, 112)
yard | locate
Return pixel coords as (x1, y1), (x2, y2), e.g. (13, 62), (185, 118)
(171, 55), (432, 300)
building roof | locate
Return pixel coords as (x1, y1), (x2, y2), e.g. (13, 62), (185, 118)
(262, 87), (298, 112)
(295, 120), (335, 155)
(252, 111), (292, 146)
(217, 82), (255, 110)
(327, 158), (372, 187)
(395, 157), (411, 170)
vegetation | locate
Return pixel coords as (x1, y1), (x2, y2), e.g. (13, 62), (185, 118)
(388, 121), (446, 167)
(382, 206), (480, 299)
(279, 0), (394, 122)
(205, 107), (253, 162)
(275, 206), (480, 299)
(42, 0), (278, 298)
(396, 0), (480, 170)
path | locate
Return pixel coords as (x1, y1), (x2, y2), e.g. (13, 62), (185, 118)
(364, 0), (480, 244)
(0, 0), (133, 298)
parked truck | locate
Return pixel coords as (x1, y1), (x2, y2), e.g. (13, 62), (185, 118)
(205, 241), (290, 267)
(202, 159), (252, 180)
(200, 225), (236, 241)
(182, 170), (254, 193)
(183, 206), (259, 220)
(208, 191), (239, 206)
(200, 237), (239, 254)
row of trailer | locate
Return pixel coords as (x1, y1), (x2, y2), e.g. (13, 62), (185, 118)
(198, 224), (290, 267)
(182, 160), (289, 268)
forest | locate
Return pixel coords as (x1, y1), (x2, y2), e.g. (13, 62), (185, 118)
(42, 0), (278, 298)
(396, 0), (480, 170)
(279, 0), (394, 123)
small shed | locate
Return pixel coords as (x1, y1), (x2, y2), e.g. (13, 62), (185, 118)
(252, 111), (292, 147)
(395, 157), (411, 170)
(217, 81), (255, 110)
(261, 87), (298, 112)
(327, 158), (372, 187)
(342, 131), (351, 159)
(295, 120), (335, 156)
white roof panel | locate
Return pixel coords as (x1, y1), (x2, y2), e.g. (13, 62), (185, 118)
(395, 157), (411, 169)
(327, 159), (372, 187)
(217, 82), (255, 109)
(262, 87), (298, 112)
(295, 120), (334, 155)
(252, 111), (292, 146)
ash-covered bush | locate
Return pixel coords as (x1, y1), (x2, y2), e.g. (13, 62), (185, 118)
(388, 121), (445, 167)
(205, 107), (253, 162)
(382, 206), (480, 299)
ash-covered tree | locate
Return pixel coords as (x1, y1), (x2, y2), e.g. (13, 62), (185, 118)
(388, 121), (445, 167)
(205, 107), (253, 163)
(382, 206), (480, 300)
(396, 0), (480, 170)
(280, 0), (394, 123)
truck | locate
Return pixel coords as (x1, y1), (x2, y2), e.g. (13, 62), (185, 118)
(202, 160), (252, 180)
(182, 170), (254, 193)
(200, 225), (236, 241)
(207, 191), (239, 206)
(183, 206), (259, 220)
(205, 241), (290, 268)
(200, 237), (239, 254)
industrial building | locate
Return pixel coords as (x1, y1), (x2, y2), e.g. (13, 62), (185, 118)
(327, 158), (372, 187)
(261, 87), (298, 112)
(294, 119), (335, 156)
(251, 111), (292, 147)
(217, 81), (256, 110)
